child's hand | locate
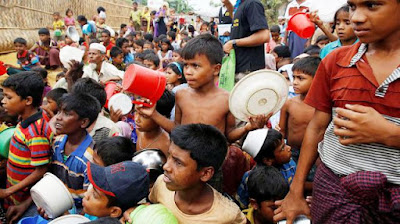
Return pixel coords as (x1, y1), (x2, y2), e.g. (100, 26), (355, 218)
(0, 189), (10, 198)
(37, 207), (49, 219)
(245, 113), (272, 132)
(120, 207), (135, 223)
(309, 11), (323, 27)
(3, 64), (11, 68)
(275, 124), (281, 132)
(110, 106), (123, 123)
(6, 203), (30, 224)
(135, 98), (157, 118)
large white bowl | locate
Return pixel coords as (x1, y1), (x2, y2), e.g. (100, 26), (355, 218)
(31, 173), (74, 219)
(229, 69), (289, 122)
(48, 214), (90, 224)
(59, 46), (84, 69)
(109, 93), (133, 115)
(66, 26), (80, 43)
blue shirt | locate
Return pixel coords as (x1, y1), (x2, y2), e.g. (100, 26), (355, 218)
(278, 158), (297, 184)
(51, 133), (94, 207)
(124, 53), (134, 64)
(320, 39), (359, 59)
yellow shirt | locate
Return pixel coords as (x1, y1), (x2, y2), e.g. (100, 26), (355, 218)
(0, 123), (9, 133)
(243, 207), (255, 224)
(53, 20), (64, 31)
(130, 9), (141, 24)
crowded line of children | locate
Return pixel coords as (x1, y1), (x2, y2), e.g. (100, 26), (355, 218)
(0, 0), (400, 223)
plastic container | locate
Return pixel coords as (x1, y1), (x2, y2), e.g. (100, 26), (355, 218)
(18, 215), (48, 224)
(229, 69), (288, 122)
(287, 12), (315, 39)
(108, 93), (133, 115)
(31, 173), (74, 219)
(66, 26), (80, 42)
(0, 61), (7, 75)
(0, 127), (16, 158)
(48, 215), (90, 224)
(59, 46), (84, 70)
(123, 64), (166, 107)
(104, 82), (119, 108)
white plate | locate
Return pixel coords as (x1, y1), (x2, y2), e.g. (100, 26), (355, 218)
(49, 214), (90, 224)
(109, 93), (133, 115)
(229, 69), (288, 122)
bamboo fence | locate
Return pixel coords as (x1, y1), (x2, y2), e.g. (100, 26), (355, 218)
(0, 0), (133, 53)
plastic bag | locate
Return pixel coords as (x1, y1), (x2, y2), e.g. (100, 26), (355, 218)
(219, 49), (236, 91)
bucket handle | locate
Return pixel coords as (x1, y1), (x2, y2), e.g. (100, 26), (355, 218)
(132, 100), (154, 108)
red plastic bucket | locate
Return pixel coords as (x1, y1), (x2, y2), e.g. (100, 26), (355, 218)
(287, 12), (315, 39)
(104, 82), (119, 109)
(0, 61), (7, 76)
(123, 64), (166, 107)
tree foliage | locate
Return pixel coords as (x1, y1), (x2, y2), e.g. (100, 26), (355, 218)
(260, 0), (288, 25)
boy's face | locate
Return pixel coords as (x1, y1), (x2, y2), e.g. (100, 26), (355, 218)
(121, 42), (130, 55)
(113, 53), (124, 65)
(78, 20), (85, 26)
(183, 54), (220, 89)
(83, 184), (115, 217)
(134, 109), (158, 132)
(348, 0), (400, 43)
(143, 43), (153, 51)
(292, 70), (313, 95)
(43, 97), (58, 114)
(39, 34), (50, 42)
(135, 57), (144, 64)
(134, 44), (143, 53)
(317, 39), (329, 49)
(102, 33), (111, 44)
(54, 108), (88, 135)
(162, 142), (205, 191)
(255, 200), (276, 224)
(271, 32), (280, 42)
(52, 14), (59, 20)
(273, 138), (292, 165)
(172, 52), (181, 62)
(1, 87), (25, 116)
(14, 42), (26, 53)
(144, 59), (157, 70)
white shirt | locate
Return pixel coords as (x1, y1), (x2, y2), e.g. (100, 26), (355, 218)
(83, 61), (124, 83)
(284, 0), (312, 19)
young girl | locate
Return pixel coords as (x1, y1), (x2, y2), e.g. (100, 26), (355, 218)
(64, 8), (75, 27)
(165, 62), (187, 93)
(315, 6), (358, 59)
(157, 38), (173, 68)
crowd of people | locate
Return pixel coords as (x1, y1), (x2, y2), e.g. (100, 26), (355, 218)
(0, 0), (399, 223)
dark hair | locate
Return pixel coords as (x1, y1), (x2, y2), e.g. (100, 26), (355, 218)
(143, 49), (156, 56)
(303, 45), (321, 56)
(166, 62), (186, 83)
(120, 24), (127, 29)
(60, 93), (101, 128)
(253, 129), (283, 163)
(170, 124), (228, 171)
(173, 48), (182, 55)
(102, 29), (111, 37)
(94, 137), (134, 166)
(85, 217), (121, 224)
(135, 52), (145, 60)
(332, 5), (350, 30)
(14, 38), (27, 46)
(38, 28), (50, 35)
(155, 89), (175, 119)
(110, 46), (124, 58)
(144, 53), (160, 67)
(31, 67), (48, 80)
(116, 38), (129, 48)
(71, 78), (107, 107)
(97, 6), (106, 14)
(188, 25), (195, 34)
(181, 34), (224, 65)
(270, 25), (281, 33)
(160, 38), (173, 51)
(180, 30), (188, 37)
(134, 39), (145, 47)
(133, 1), (138, 5)
(56, 72), (65, 79)
(316, 35), (329, 44)
(248, 165), (289, 203)
(2, 72), (44, 108)
(273, 46), (291, 58)
(77, 15), (87, 23)
(65, 8), (73, 16)
(150, 10), (156, 16)
(167, 31), (176, 41)
(144, 33), (154, 42)
(292, 56), (321, 77)
(53, 12), (60, 16)
(46, 88), (68, 108)
(144, 40), (154, 49)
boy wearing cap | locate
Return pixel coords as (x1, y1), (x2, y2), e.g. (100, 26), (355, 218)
(83, 161), (149, 218)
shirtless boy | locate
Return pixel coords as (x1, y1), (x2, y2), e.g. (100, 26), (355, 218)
(137, 34), (268, 143)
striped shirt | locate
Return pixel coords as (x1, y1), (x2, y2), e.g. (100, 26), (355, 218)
(305, 42), (400, 185)
(51, 133), (94, 207)
(5, 111), (53, 208)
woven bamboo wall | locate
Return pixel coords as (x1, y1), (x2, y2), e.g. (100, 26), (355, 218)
(0, 0), (133, 53)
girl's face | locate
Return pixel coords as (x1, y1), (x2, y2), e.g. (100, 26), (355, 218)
(161, 42), (169, 51)
(335, 11), (356, 43)
(67, 11), (73, 17)
(165, 67), (181, 86)
(98, 18), (105, 24)
(172, 52), (181, 62)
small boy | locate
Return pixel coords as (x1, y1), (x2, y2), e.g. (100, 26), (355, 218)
(30, 28), (61, 69)
(134, 39), (145, 54)
(116, 38), (134, 64)
(143, 53), (160, 70)
(51, 12), (65, 41)
(50, 93), (101, 211)
(137, 34), (267, 143)
(143, 40), (154, 51)
(134, 52), (145, 64)
(83, 161), (149, 218)
(279, 56), (321, 164)
(272, 46), (292, 69)
(0, 72), (53, 220)
(92, 137), (134, 167)
(149, 124), (246, 223)
(5, 38), (40, 75)
(42, 88), (68, 122)
(244, 165), (289, 224)
(110, 46), (125, 71)
(101, 29), (115, 57)
(135, 90), (175, 156)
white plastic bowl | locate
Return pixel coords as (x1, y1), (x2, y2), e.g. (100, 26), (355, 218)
(229, 69), (289, 122)
(48, 214), (90, 224)
(66, 26), (80, 43)
(109, 93), (133, 115)
(59, 46), (84, 70)
(31, 173), (74, 219)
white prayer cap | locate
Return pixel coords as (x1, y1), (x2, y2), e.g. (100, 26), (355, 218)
(99, 11), (106, 19)
(242, 129), (269, 158)
(89, 43), (106, 54)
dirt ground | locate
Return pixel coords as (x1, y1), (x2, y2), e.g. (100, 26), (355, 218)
(0, 52), (61, 87)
